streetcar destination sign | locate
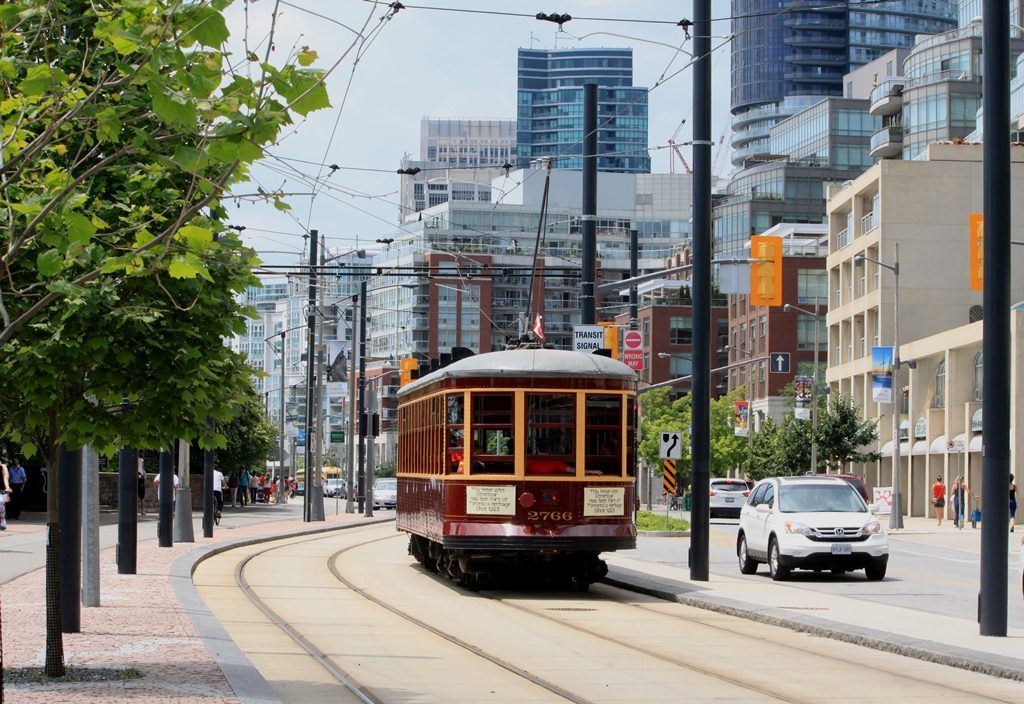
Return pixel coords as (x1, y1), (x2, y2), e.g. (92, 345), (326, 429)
(573, 325), (606, 352)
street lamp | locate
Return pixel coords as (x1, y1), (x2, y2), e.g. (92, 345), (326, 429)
(783, 302), (824, 475)
(854, 244), (902, 530)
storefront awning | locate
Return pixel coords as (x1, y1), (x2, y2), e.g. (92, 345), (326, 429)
(929, 435), (947, 454)
(969, 435), (983, 453)
(880, 441), (912, 457)
(911, 440), (928, 455)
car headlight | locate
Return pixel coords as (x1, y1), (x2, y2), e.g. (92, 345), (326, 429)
(863, 520), (882, 535)
(785, 521), (814, 536)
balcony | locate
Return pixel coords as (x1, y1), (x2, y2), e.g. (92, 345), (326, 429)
(785, 69), (844, 84)
(869, 124), (903, 158)
(783, 34), (846, 48)
(836, 228), (850, 250)
(869, 78), (905, 116)
(860, 211), (878, 236)
(784, 52), (848, 66)
(783, 16), (847, 30)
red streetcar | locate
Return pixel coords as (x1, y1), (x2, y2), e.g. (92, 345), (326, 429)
(396, 347), (638, 590)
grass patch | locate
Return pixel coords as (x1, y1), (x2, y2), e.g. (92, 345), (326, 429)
(636, 511), (690, 532)
(5, 666), (144, 685)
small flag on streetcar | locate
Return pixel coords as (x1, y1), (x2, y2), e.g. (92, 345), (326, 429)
(533, 313), (545, 340)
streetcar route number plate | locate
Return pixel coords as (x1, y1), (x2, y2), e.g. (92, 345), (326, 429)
(465, 485), (516, 515)
(584, 487), (625, 517)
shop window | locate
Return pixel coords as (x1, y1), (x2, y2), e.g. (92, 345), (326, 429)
(933, 361), (946, 409)
(470, 394), (514, 474)
(526, 394), (575, 475)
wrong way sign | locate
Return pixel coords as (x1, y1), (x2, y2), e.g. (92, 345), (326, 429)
(622, 329), (643, 371)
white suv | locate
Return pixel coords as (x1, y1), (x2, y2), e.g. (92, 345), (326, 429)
(737, 476), (889, 581)
(709, 478), (752, 518)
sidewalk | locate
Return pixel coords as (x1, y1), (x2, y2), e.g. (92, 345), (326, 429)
(1, 505), (382, 702)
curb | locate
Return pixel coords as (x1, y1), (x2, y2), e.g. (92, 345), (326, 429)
(170, 517), (395, 704)
(602, 566), (1024, 684)
(638, 531), (691, 538)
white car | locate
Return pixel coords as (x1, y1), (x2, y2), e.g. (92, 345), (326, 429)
(373, 478), (397, 510)
(323, 478), (346, 498)
(737, 476), (889, 581)
(709, 478), (752, 518)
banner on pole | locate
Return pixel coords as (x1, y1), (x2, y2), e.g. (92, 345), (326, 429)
(871, 346), (895, 404)
(733, 401), (749, 437)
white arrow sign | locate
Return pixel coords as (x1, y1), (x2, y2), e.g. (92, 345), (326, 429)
(660, 430), (684, 460)
(769, 352), (791, 374)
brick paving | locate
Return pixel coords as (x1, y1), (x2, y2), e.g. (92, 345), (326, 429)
(2, 510), (369, 703)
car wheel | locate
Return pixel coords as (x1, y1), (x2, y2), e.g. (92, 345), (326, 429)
(768, 538), (789, 581)
(738, 534), (758, 575)
(865, 561), (887, 581)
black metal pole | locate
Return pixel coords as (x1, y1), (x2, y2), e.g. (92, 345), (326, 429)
(357, 280), (368, 513)
(689, 0), (711, 582)
(116, 446), (137, 574)
(980, 0), (1010, 637)
(629, 229), (639, 330)
(303, 229), (319, 522)
(58, 443), (82, 633)
(581, 82), (598, 325)
(158, 449), (173, 547)
(203, 436), (214, 539)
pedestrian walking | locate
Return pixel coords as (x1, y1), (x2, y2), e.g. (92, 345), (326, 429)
(137, 462), (147, 516)
(154, 471), (180, 508)
(1010, 473), (1018, 533)
(263, 476), (272, 504)
(228, 472), (239, 507)
(950, 475), (976, 529)
(1, 461), (12, 530)
(250, 472), (259, 505)
(270, 477), (278, 504)
(213, 466), (225, 523)
(239, 469), (250, 507)
(6, 456), (25, 519)
(931, 475), (946, 527)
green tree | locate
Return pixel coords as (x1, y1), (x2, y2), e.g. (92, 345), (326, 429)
(748, 415), (782, 482)
(216, 386), (277, 477)
(817, 394), (880, 470)
(0, 0), (338, 676)
(709, 391), (749, 476)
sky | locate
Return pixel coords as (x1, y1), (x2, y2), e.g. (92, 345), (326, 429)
(223, 1), (735, 264)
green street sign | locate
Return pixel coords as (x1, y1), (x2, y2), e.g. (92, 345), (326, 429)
(330, 430), (345, 444)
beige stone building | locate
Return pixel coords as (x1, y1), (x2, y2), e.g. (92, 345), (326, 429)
(825, 143), (1024, 521)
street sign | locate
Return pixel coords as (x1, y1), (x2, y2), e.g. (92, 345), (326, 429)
(329, 430), (345, 444)
(573, 324), (606, 352)
(660, 430), (683, 460)
(296, 429), (306, 446)
(662, 459), (678, 496)
(769, 351), (791, 374)
(622, 329), (644, 371)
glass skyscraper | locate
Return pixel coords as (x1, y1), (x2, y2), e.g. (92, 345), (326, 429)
(731, 1), (957, 166)
(516, 48), (650, 173)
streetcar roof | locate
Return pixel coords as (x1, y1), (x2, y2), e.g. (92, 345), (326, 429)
(397, 348), (636, 398)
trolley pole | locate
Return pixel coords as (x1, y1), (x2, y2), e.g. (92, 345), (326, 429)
(689, 0), (712, 582)
(580, 82), (598, 325)
(303, 229), (319, 522)
(980, 0), (1010, 637)
(357, 280), (368, 513)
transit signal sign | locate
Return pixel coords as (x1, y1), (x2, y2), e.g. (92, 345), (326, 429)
(662, 459), (678, 496)
(770, 352), (791, 374)
(660, 431), (683, 460)
(573, 325), (605, 352)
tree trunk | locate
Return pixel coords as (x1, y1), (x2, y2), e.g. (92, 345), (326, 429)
(44, 441), (64, 677)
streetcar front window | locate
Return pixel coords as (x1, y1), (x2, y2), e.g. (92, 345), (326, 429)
(526, 394), (574, 475)
(585, 395), (622, 476)
(470, 393), (515, 474)
(446, 394), (465, 473)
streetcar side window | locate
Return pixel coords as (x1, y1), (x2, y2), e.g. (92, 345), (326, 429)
(626, 396), (637, 477)
(470, 393), (515, 474)
(585, 395), (621, 476)
(446, 394), (465, 473)
(525, 394), (574, 475)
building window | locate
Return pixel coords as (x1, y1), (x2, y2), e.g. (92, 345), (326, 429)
(973, 351), (983, 402)
(669, 356), (692, 377)
(933, 361), (946, 409)
(760, 315), (767, 337)
(797, 269), (827, 305)
(797, 315), (826, 350)
(669, 316), (693, 345)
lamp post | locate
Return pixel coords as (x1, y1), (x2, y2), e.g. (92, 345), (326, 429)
(855, 245), (902, 530)
(783, 300), (824, 475)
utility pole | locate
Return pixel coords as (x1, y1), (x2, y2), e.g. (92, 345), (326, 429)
(581, 82), (598, 325)
(980, 0), (1010, 637)
(365, 380), (377, 518)
(278, 332), (287, 504)
(689, 1), (711, 582)
(303, 229), (319, 522)
(629, 229), (639, 330)
(357, 280), (368, 513)
(116, 446), (137, 574)
(58, 442), (82, 632)
(203, 426), (214, 539)
(890, 244), (904, 530)
(158, 448), (173, 548)
(82, 447), (100, 607)
(310, 233), (328, 521)
(173, 439), (194, 542)
(346, 295), (358, 513)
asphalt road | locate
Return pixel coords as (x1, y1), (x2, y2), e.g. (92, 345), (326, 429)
(628, 512), (1024, 631)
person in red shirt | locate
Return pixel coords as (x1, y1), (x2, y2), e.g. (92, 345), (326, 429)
(931, 476), (946, 527)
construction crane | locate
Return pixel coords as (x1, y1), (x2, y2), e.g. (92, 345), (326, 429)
(668, 139), (691, 175)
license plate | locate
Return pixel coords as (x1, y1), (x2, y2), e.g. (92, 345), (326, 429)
(831, 544), (853, 555)
(724, 497), (735, 503)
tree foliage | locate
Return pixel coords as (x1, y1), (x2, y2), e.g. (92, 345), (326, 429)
(216, 386), (277, 477)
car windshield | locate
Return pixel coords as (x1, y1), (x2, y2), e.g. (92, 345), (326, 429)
(779, 484), (866, 513)
(713, 481), (749, 492)
(376, 479), (397, 490)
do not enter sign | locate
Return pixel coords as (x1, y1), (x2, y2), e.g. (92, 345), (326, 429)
(623, 330), (643, 371)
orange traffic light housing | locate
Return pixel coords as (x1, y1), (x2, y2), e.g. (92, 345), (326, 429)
(601, 322), (620, 360)
(750, 235), (783, 306)
(969, 213), (983, 291)
(399, 356), (419, 387)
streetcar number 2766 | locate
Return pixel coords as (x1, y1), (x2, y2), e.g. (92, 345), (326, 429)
(526, 511), (573, 521)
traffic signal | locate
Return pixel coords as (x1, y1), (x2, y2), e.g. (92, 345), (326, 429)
(750, 235), (783, 307)
(601, 322), (620, 360)
(399, 356), (419, 386)
(969, 212), (983, 291)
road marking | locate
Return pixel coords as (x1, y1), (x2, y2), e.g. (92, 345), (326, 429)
(891, 545), (1017, 565)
